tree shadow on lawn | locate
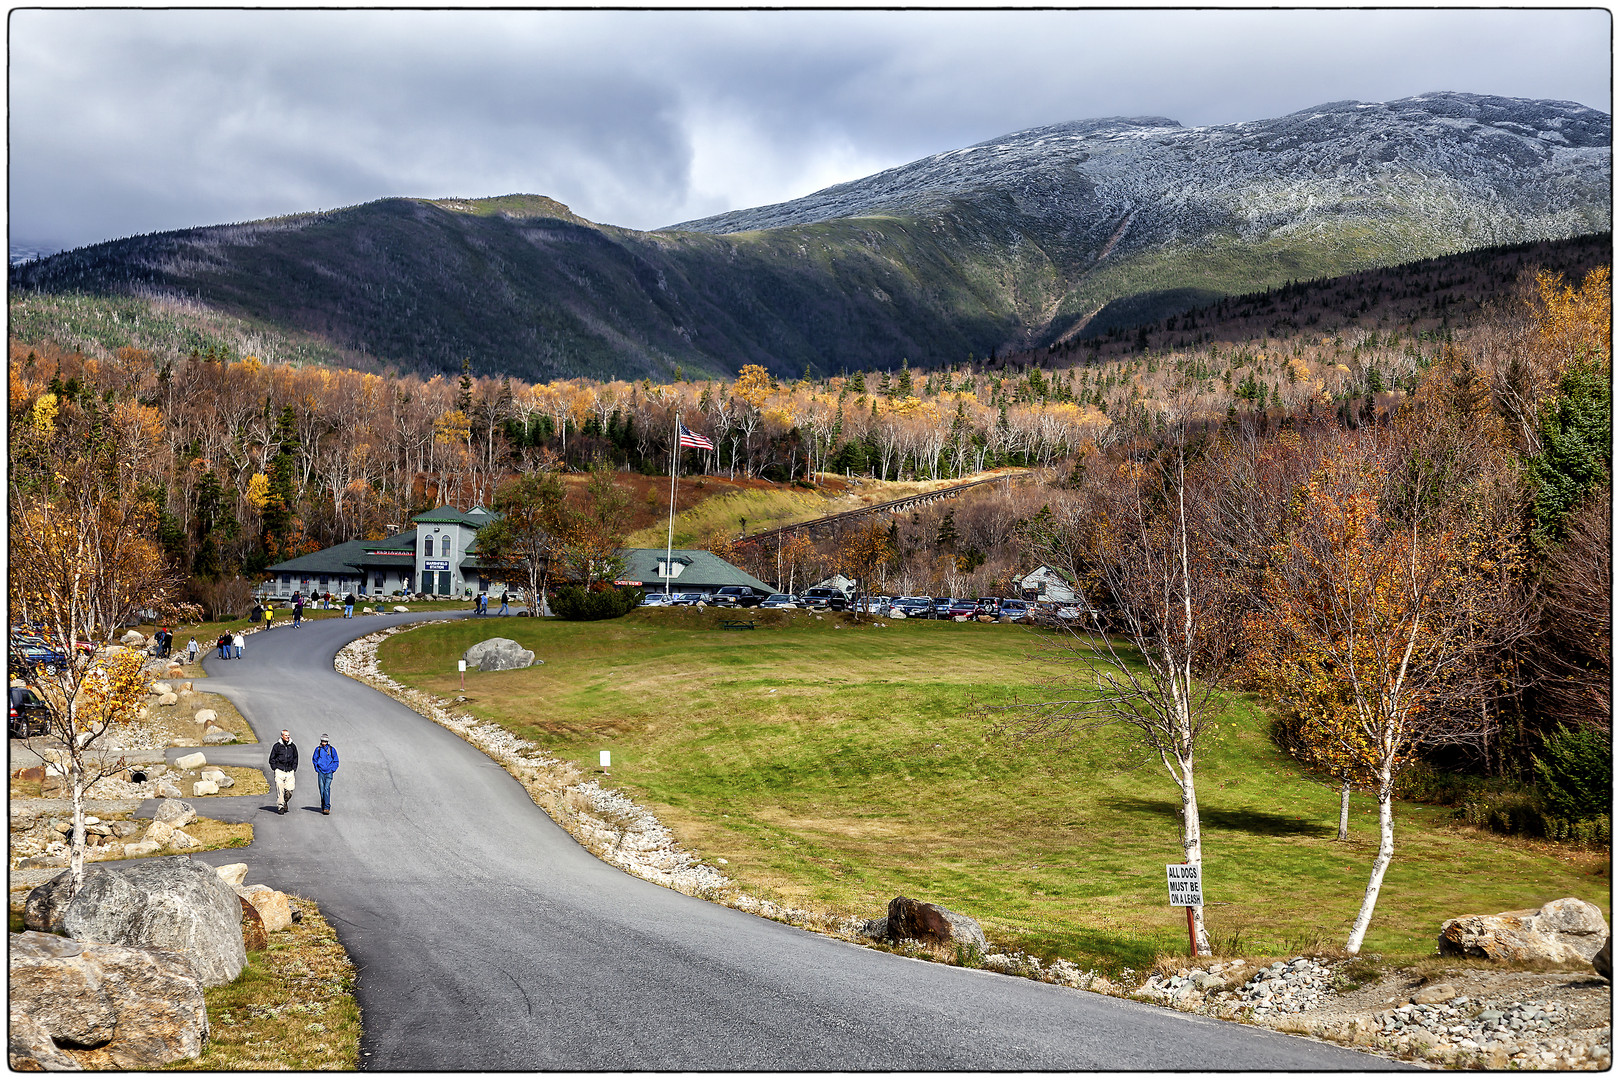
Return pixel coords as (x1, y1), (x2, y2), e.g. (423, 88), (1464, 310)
(1101, 796), (1334, 838)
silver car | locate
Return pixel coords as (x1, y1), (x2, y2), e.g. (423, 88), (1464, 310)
(759, 594), (799, 609)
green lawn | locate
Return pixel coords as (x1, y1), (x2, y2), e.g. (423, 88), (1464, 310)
(379, 609), (1610, 973)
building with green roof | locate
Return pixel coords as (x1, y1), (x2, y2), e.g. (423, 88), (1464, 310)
(264, 508), (768, 601)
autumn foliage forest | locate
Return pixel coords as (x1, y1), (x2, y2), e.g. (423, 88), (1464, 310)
(7, 253), (1610, 844)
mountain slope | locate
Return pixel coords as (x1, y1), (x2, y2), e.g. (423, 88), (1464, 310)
(10, 93), (1609, 380)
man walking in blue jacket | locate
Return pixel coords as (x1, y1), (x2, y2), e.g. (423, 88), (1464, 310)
(312, 735), (340, 816)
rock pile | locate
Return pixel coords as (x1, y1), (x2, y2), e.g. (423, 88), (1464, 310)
(1232, 957), (1337, 1015)
(1370, 993), (1609, 1068)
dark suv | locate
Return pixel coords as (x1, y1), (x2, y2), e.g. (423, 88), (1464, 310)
(800, 587), (849, 611)
(9, 685), (49, 739)
(712, 586), (763, 608)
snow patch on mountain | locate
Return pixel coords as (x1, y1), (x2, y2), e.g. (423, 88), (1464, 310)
(664, 93), (1610, 264)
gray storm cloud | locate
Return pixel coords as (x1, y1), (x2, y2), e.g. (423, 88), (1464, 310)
(8, 8), (1609, 254)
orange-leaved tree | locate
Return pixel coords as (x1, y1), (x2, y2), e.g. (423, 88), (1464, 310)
(1248, 428), (1514, 953)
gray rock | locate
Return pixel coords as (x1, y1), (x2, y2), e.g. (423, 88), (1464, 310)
(8, 1004), (84, 1071)
(8, 930), (207, 1068)
(202, 729), (237, 745)
(884, 896), (988, 952)
(155, 781), (184, 800)
(857, 916), (888, 941)
(1594, 935), (1611, 981)
(463, 637), (538, 672)
(24, 856), (247, 986)
(151, 799), (195, 828)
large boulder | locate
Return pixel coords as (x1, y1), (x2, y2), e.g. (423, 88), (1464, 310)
(24, 857), (247, 985)
(884, 896), (988, 953)
(462, 637), (538, 672)
(8, 930), (207, 1069)
(1438, 897), (1610, 964)
(1594, 935), (1611, 981)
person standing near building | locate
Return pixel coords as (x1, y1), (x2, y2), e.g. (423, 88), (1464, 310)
(498, 591), (509, 616)
(343, 592), (356, 618)
(293, 595), (304, 628)
(269, 729), (298, 814)
(311, 735), (339, 815)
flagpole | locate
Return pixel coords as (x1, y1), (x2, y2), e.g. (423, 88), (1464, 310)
(666, 414), (679, 597)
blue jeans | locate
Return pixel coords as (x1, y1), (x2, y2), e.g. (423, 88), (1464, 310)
(316, 770), (334, 810)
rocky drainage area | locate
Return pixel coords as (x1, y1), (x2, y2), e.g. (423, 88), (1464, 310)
(338, 626), (1612, 1070)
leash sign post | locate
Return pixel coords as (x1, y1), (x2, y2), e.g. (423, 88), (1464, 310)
(1166, 862), (1203, 907)
(1167, 862), (1203, 957)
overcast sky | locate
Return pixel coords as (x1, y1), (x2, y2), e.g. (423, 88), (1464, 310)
(8, 8), (1611, 255)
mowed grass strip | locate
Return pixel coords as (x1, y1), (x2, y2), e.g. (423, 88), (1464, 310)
(381, 610), (1610, 972)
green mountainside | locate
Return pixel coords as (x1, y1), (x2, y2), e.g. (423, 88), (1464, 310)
(10, 94), (1609, 381)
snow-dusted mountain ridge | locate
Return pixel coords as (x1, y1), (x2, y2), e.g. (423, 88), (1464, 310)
(667, 93), (1610, 265)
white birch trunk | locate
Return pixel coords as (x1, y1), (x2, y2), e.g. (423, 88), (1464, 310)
(1178, 755), (1212, 955)
(1346, 777), (1395, 954)
(1338, 782), (1351, 841)
(68, 754), (87, 897)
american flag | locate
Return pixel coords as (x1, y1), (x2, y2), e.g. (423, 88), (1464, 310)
(678, 424), (714, 451)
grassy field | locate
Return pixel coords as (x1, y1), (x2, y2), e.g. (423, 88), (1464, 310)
(378, 609), (1610, 973)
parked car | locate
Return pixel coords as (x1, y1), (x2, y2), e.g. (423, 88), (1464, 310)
(893, 596), (934, 618)
(852, 595), (891, 614)
(1035, 600), (1094, 624)
(9, 684), (50, 739)
(929, 598), (955, 620)
(800, 587), (849, 611)
(758, 594), (799, 609)
(668, 592), (707, 606)
(712, 586), (764, 608)
(999, 598), (1033, 622)
(9, 640), (67, 676)
(973, 597), (1002, 617)
(638, 593), (674, 607)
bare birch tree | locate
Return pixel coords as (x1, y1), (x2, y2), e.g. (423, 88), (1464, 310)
(991, 430), (1236, 954)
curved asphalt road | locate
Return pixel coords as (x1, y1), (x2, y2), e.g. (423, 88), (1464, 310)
(169, 612), (1396, 1070)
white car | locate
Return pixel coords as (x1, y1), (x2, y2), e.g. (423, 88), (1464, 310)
(639, 593), (675, 607)
(758, 594), (799, 609)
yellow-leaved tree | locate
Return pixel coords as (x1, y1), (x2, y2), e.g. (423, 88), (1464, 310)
(1248, 427), (1516, 953)
(10, 472), (176, 896)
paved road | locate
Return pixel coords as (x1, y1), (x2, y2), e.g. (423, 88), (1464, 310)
(173, 612), (1397, 1070)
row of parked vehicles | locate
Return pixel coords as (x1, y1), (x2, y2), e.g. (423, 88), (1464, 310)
(638, 589), (1093, 623)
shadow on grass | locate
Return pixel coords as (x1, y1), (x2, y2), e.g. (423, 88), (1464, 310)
(1101, 796), (1333, 838)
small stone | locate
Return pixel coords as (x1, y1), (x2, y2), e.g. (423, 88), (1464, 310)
(193, 708), (218, 725)
(174, 751), (207, 771)
(214, 863), (249, 886)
